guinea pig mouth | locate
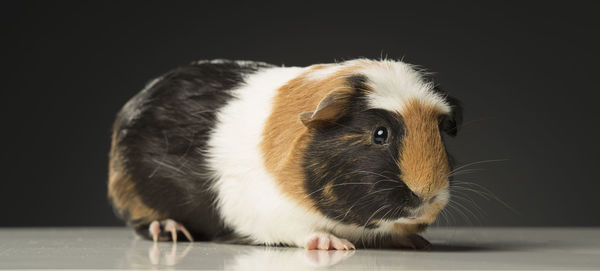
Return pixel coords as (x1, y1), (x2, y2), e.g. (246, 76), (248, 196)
(390, 208), (429, 224)
(401, 196), (448, 223)
(395, 202), (425, 219)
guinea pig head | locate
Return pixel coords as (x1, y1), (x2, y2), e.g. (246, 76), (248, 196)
(301, 63), (462, 229)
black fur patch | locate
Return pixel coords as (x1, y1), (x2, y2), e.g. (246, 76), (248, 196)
(112, 60), (272, 241)
(433, 85), (463, 186)
(433, 86), (463, 137)
(303, 77), (421, 228)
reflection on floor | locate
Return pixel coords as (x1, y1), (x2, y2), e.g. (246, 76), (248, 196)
(1, 228), (599, 270)
(131, 242), (356, 269)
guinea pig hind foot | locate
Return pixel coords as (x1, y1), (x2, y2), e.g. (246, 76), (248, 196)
(304, 232), (355, 250)
(148, 219), (194, 243)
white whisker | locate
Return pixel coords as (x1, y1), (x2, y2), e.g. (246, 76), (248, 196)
(448, 159), (508, 176)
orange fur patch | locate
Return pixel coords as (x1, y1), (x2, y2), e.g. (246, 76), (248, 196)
(259, 65), (361, 210)
(321, 182), (339, 204)
(398, 99), (450, 199)
(415, 200), (446, 225)
(392, 223), (422, 235)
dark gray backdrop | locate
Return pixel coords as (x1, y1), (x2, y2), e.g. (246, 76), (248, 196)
(2, 1), (599, 227)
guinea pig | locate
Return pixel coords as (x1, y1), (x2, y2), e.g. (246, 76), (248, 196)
(108, 58), (462, 250)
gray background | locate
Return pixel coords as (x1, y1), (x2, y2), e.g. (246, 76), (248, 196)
(1, 1), (598, 227)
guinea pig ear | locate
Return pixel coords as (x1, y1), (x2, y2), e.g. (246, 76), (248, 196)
(441, 95), (463, 137)
(299, 90), (351, 128)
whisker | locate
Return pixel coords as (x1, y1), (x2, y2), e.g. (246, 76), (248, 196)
(352, 170), (399, 181)
(360, 204), (391, 248)
(385, 148), (401, 166)
(304, 182), (373, 198)
(440, 206), (456, 226)
(450, 198), (482, 225)
(439, 208), (451, 226)
(451, 180), (520, 215)
(446, 202), (473, 226)
(305, 178), (398, 199)
(448, 168), (486, 178)
(379, 206), (396, 223)
(337, 186), (396, 222)
(450, 192), (485, 215)
(448, 159), (508, 176)
(450, 185), (492, 200)
(304, 168), (403, 199)
(452, 180), (497, 197)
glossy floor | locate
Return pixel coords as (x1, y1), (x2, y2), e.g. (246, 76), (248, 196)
(0, 228), (599, 270)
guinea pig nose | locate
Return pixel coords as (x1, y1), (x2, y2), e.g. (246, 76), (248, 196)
(428, 195), (438, 204)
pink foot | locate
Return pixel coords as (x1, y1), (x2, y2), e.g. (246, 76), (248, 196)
(148, 219), (194, 243)
(305, 232), (355, 250)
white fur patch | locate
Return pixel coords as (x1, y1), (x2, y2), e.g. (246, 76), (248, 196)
(207, 66), (315, 246)
(303, 59), (452, 115)
(358, 60), (452, 114)
(436, 189), (451, 205)
(304, 64), (342, 81)
(192, 59), (272, 67)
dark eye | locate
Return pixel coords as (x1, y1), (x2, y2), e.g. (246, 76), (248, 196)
(373, 127), (388, 144)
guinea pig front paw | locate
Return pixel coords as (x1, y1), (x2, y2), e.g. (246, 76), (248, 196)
(304, 232), (355, 250)
(391, 234), (432, 250)
(148, 219), (194, 243)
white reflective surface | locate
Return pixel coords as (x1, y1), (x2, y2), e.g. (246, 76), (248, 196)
(0, 228), (599, 270)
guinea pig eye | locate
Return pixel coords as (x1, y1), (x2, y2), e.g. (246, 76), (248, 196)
(373, 127), (388, 145)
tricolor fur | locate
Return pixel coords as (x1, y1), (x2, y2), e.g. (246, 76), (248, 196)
(108, 59), (462, 248)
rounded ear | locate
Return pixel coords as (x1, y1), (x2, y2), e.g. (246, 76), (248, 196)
(441, 95), (463, 137)
(299, 90), (352, 128)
